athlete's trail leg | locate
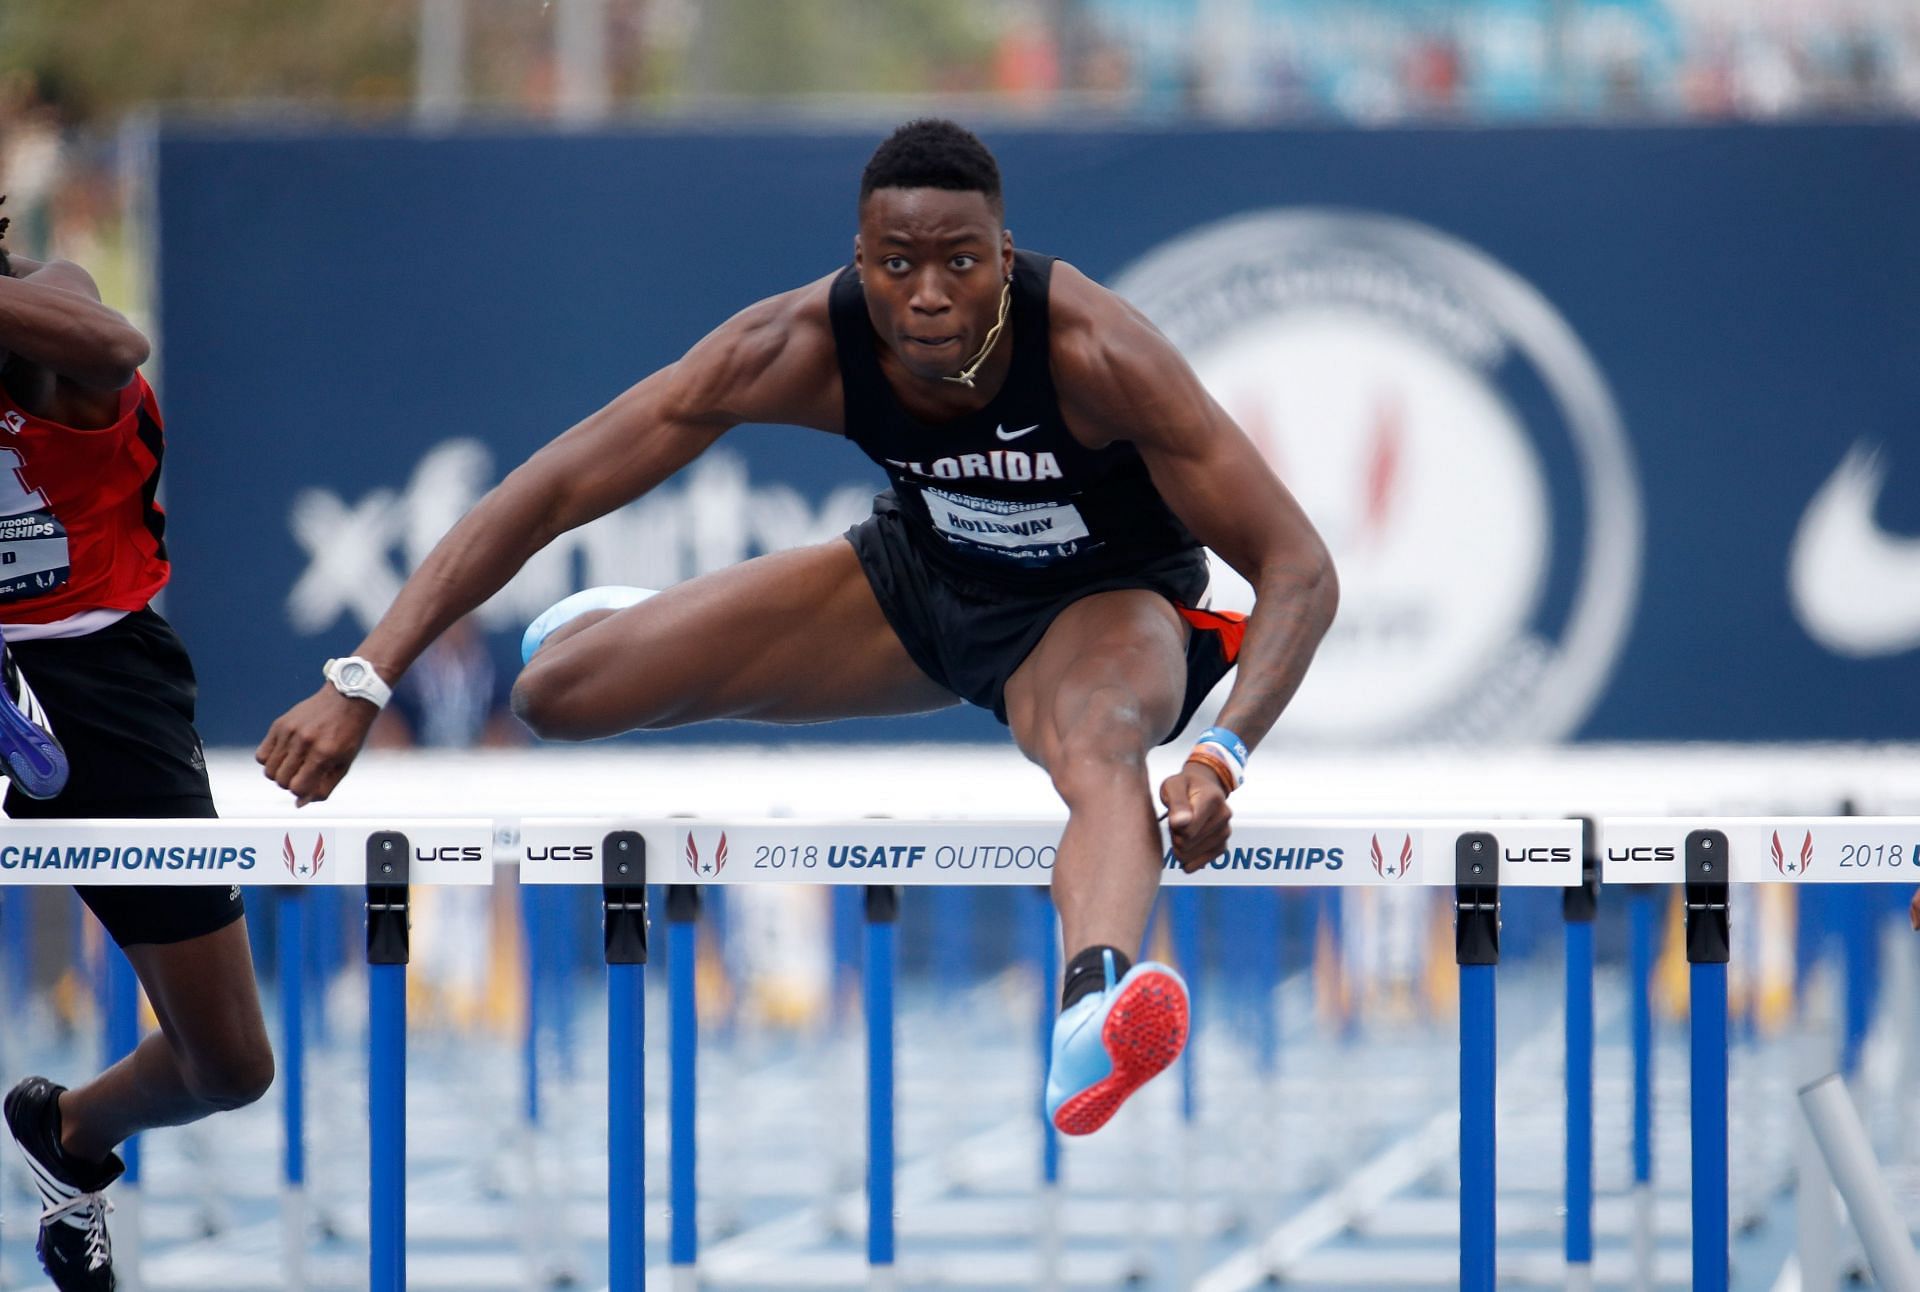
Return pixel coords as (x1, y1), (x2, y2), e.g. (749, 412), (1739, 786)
(58, 918), (273, 1161)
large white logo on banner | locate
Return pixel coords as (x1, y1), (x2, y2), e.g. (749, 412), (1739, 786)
(1789, 442), (1920, 657)
(1113, 210), (1642, 744)
(286, 444), (873, 635)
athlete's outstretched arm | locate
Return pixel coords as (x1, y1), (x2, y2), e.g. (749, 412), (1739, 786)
(1053, 265), (1339, 860)
(258, 283), (842, 805)
(0, 257), (150, 392)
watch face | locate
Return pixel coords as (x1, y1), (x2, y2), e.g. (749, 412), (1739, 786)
(338, 661), (368, 687)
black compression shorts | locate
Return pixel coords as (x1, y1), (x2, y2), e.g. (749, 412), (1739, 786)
(5, 608), (242, 947)
(846, 497), (1244, 741)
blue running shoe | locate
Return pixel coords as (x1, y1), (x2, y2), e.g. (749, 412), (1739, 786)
(1045, 955), (1190, 1136)
(0, 643), (67, 800)
(520, 586), (656, 665)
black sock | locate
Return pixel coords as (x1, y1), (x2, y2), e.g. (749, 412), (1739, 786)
(1062, 945), (1131, 1010)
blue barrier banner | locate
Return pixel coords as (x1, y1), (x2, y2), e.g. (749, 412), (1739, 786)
(154, 123), (1920, 746)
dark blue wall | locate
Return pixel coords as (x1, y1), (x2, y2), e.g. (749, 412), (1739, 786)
(155, 122), (1920, 745)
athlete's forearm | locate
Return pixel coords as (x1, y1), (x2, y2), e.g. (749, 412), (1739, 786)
(1211, 554), (1338, 749)
(0, 271), (149, 389)
(349, 478), (565, 683)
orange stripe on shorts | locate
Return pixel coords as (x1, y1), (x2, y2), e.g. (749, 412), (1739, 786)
(1177, 606), (1248, 665)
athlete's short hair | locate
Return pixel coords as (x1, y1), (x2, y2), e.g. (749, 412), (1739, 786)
(860, 119), (1003, 218)
(0, 196), (12, 278)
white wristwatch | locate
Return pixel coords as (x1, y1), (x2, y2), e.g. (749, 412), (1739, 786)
(323, 656), (393, 710)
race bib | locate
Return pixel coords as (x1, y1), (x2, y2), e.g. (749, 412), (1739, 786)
(924, 487), (1092, 565)
(0, 448), (70, 602)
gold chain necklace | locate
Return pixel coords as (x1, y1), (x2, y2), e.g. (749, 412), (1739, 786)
(941, 278), (1012, 389)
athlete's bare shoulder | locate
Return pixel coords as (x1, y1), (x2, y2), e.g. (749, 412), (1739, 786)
(668, 272), (844, 433)
(1045, 258), (1188, 450)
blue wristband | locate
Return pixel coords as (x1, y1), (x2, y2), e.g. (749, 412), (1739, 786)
(1188, 725), (1249, 791)
(1197, 726), (1249, 766)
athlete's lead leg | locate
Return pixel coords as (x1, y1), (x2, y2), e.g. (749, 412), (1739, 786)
(1006, 589), (1194, 1135)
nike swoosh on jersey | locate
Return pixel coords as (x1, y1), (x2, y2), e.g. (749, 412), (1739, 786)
(995, 423), (1041, 441)
(1788, 442), (1920, 657)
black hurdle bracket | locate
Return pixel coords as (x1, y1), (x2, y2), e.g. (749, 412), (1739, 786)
(866, 886), (900, 923)
(1685, 829), (1731, 965)
(602, 831), (648, 964)
(366, 831), (411, 965)
(1455, 832), (1500, 966)
(1564, 818), (1600, 924)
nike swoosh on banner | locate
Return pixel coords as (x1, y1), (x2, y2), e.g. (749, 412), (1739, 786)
(1789, 441), (1920, 657)
(995, 423), (1041, 441)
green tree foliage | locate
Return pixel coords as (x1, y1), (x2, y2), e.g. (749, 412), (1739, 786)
(0, 0), (1002, 125)
(0, 0), (419, 121)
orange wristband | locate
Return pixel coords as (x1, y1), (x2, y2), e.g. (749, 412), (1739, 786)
(1185, 746), (1238, 795)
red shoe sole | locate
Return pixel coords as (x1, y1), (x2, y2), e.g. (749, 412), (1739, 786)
(1051, 969), (1190, 1137)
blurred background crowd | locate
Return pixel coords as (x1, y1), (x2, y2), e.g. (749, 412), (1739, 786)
(4, 0), (1919, 313)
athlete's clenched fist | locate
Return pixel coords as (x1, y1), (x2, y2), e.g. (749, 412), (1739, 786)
(257, 688), (380, 807)
(1158, 765), (1232, 873)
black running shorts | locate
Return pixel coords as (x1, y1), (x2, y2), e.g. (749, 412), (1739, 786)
(846, 496), (1245, 741)
(5, 608), (242, 947)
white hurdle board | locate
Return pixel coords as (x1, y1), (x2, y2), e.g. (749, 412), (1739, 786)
(514, 817), (1585, 886)
(0, 818), (494, 886)
(1602, 816), (1920, 885)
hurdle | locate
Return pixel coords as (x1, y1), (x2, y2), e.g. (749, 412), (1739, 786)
(518, 814), (1583, 1291)
(0, 818), (492, 1292)
(1563, 821), (1600, 1292)
(1601, 815), (1920, 1292)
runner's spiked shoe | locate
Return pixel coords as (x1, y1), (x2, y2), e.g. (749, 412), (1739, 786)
(5, 1077), (122, 1290)
(1044, 954), (1190, 1136)
(0, 642), (68, 798)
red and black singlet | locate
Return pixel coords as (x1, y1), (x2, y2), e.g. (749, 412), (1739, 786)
(0, 372), (170, 632)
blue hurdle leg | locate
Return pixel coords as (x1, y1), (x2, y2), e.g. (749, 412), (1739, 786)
(104, 945), (142, 1187)
(1683, 831), (1731, 1292)
(602, 830), (649, 1291)
(1690, 961), (1730, 1291)
(1455, 833), (1500, 1292)
(1035, 889), (1061, 1289)
(279, 892), (309, 1290)
(1170, 886), (1203, 1289)
(1459, 963), (1496, 1290)
(368, 963), (406, 1292)
(2, 887), (29, 1023)
(1630, 888), (1657, 1291)
(608, 961), (645, 1289)
(866, 886), (899, 1290)
(366, 832), (411, 1292)
(667, 886), (700, 1288)
(1564, 838), (1598, 1291)
(522, 884), (544, 1127)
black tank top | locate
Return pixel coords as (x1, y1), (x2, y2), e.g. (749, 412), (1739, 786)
(829, 250), (1200, 588)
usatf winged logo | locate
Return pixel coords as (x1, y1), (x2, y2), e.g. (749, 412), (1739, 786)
(683, 831), (729, 877)
(1370, 833), (1414, 879)
(1770, 830), (1814, 878)
(282, 832), (326, 879)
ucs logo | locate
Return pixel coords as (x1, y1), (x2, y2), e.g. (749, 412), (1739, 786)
(526, 845), (595, 862)
(282, 833), (326, 879)
(1772, 831), (1814, 878)
(1506, 846), (1574, 864)
(684, 831), (729, 877)
(1370, 833), (1413, 879)
(416, 846), (485, 863)
(1607, 845), (1677, 864)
